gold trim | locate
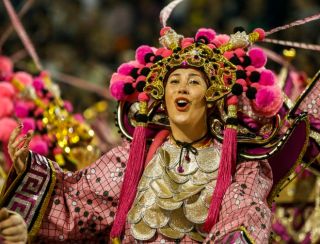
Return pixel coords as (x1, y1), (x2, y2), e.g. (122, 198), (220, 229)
(0, 166), (25, 205)
(267, 116), (310, 205)
(28, 159), (56, 241)
(237, 226), (255, 244)
(111, 237), (121, 244)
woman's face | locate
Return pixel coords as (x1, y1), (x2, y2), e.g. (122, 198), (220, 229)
(164, 68), (208, 128)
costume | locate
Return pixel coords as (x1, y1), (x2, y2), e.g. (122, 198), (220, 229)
(1, 0), (319, 243)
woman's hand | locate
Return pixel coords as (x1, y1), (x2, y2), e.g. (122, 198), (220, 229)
(0, 208), (27, 243)
(8, 125), (33, 175)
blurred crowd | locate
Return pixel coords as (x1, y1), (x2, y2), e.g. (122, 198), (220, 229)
(0, 0), (320, 125)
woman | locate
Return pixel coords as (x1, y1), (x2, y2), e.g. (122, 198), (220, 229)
(1, 20), (284, 243)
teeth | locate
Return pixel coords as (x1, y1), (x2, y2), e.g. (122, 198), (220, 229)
(177, 100), (188, 104)
(176, 99), (189, 107)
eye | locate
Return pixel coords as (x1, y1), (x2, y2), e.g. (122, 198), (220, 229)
(168, 79), (179, 84)
(189, 79), (200, 85)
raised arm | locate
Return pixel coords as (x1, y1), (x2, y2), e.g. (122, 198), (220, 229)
(2, 125), (130, 242)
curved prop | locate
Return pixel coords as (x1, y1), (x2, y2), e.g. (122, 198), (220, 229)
(238, 113), (310, 205)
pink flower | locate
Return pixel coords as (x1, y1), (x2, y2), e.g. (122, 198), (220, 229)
(0, 118), (18, 142)
(0, 56), (13, 80)
(73, 113), (84, 122)
(11, 71), (33, 86)
(0, 98), (14, 118)
(30, 136), (49, 156)
(63, 100), (73, 112)
(15, 102), (30, 118)
(33, 78), (44, 91)
(22, 118), (36, 134)
(0, 82), (15, 98)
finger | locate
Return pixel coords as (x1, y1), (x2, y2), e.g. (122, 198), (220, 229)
(13, 146), (29, 162)
(12, 148), (28, 173)
(0, 215), (21, 230)
(8, 124), (23, 150)
(1, 224), (25, 236)
(11, 134), (28, 149)
(0, 209), (9, 222)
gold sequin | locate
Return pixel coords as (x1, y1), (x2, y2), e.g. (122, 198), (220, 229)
(169, 207), (194, 233)
(187, 231), (205, 242)
(131, 221), (157, 240)
(158, 225), (184, 239)
(156, 197), (183, 211)
(127, 203), (144, 224)
(128, 140), (221, 242)
(184, 193), (209, 224)
(150, 178), (174, 199)
(143, 204), (169, 228)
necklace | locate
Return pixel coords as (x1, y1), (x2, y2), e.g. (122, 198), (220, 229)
(170, 133), (209, 173)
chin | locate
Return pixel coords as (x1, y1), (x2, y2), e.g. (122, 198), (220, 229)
(170, 116), (196, 127)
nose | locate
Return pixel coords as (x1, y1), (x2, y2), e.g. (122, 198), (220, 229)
(177, 83), (189, 94)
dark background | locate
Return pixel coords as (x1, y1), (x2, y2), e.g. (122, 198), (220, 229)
(1, 0), (320, 113)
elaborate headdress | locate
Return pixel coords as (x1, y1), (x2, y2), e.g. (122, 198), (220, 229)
(109, 0), (285, 241)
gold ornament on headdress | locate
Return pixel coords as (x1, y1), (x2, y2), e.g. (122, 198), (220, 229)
(144, 27), (256, 103)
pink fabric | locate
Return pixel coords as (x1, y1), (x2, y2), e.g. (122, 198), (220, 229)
(205, 160), (273, 244)
(32, 141), (272, 243)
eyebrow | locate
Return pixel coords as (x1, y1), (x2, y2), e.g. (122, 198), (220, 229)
(170, 73), (202, 78)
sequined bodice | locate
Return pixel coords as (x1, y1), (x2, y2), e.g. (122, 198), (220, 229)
(127, 140), (221, 242)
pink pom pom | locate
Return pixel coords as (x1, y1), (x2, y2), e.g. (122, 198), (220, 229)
(22, 118), (36, 134)
(212, 34), (230, 47)
(30, 136), (49, 156)
(250, 83), (261, 90)
(227, 96), (238, 105)
(135, 45), (154, 64)
(155, 47), (172, 58)
(259, 70), (275, 86)
(0, 98), (13, 118)
(117, 61), (136, 76)
(245, 65), (256, 72)
(195, 28), (216, 43)
(253, 28), (265, 41)
(63, 100), (73, 112)
(32, 78), (44, 91)
(110, 81), (125, 100)
(0, 56), (13, 80)
(223, 51), (234, 60)
(0, 82), (15, 98)
(181, 38), (194, 49)
(236, 79), (247, 91)
(253, 86), (283, 117)
(248, 48), (267, 68)
(138, 92), (149, 102)
(74, 113), (84, 122)
(12, 71), (33, 86)
(234, 48), (245, 57)
(15, 102), (30, 118)
(0, 118), (18, 141)
(160, 27), (171, 36)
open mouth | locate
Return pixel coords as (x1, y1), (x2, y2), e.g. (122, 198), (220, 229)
(175, 98), (190, 111)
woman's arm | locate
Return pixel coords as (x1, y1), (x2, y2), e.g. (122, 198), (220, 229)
(2, 124), (130, 242)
